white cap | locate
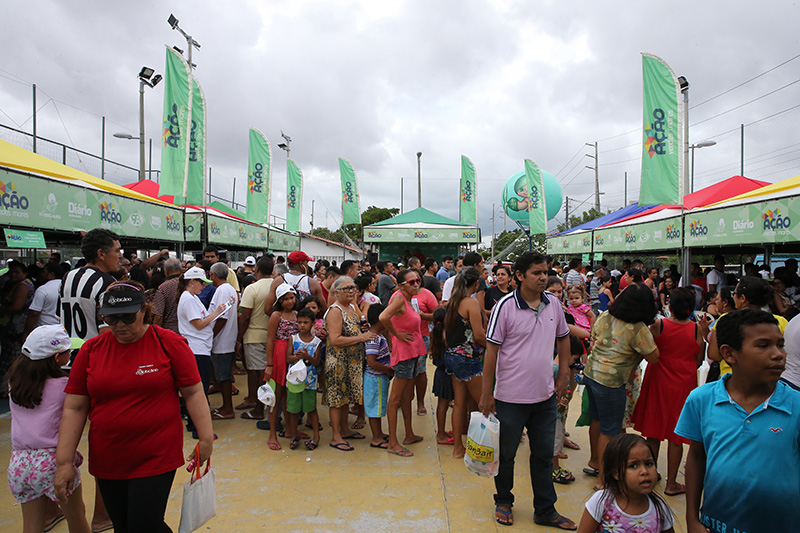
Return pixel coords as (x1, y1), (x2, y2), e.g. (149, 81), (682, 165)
(586, 271), (594, 277)
(610, 269), (622, 277)
(245, 256), (256, 266)
(286, 360), (308, 392)
(257, 381), (276, 407)
(183, 266), (211, 284)
(275, 283), (296, 301)
(22, 325), (83, 361)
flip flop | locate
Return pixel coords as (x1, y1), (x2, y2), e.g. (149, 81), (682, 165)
(90, 525), (114, 533)
(417, 406), (427, 415)
(665, 483), (686, 496)
(387, 446), (413, 457)
(45, 513), (65, 532)
(437, 436), (455, 445)
(305, 439), (318, 450)
(210, 409), (234, 420)
(495, 506), (513, 526)
(351, 420), (366, 430)
(563, 438), (581, 450)
(557, 451), (568, 459)
(231, 386), (240, 396)
(370, 441), (389, 449)
(583, 467), (599, 477)
(267, 441), (281, 451)
(279, 430), (310, 439)
(533, 514), (577, 531)
(329, 442), (354, 452)
(235, 401), (257, 410)
(240, 410), (264, 420)
(403, 435), (424, 445)
(289, 438), (300, 450)
(342, 431), (366, 440)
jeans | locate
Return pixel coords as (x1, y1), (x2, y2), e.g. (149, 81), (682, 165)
(493, 395), (559, 519)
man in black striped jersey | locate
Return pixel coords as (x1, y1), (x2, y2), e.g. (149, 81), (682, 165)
(57, 227), (120, 533)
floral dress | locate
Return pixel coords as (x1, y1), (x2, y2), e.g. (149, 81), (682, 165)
(323, 303), (366, 408)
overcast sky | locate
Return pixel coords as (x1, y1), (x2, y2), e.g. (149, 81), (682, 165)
(2, 1), (800, 236)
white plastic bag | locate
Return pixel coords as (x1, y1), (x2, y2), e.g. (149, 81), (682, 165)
(464, 411), (500, 477)
(179, 447), (216, 533)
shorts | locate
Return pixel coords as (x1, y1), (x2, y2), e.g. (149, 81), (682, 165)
(211, 352), (235, 381)
(583, 376), (627, 436)
(363, 373), (391, 418)
(287, 388), (317, 414)
(8, 448), (83, 504)
(554, 417), (566, 456)
(392, 357), (421, 380)
(444, 350), (483, 382)
(243, 342), (267, 371)
(415, 353), (427, 375)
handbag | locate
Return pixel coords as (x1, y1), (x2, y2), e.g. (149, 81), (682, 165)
(178, 445), (216, 533)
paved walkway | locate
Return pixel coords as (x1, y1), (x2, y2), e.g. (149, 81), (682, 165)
(0, 369), (687, 531)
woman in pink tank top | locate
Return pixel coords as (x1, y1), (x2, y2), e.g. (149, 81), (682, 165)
(379, 269), (427, 457)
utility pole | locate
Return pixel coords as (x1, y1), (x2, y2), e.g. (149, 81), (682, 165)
(310, 200), (315, 234)
(565, 197), (570, 229)
(416, 152), (422, 208)
(585, 142), (599, 213)
(400, 177), (404, 214)
(491, 202), (496, 260)
(32, 84), (37, 153)
(740, 123), (745, 176)
(624, 171), (628, 205)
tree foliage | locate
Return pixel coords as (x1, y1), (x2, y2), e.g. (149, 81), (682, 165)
(556, 207), (607, 233)
(310, 205), (400, 244)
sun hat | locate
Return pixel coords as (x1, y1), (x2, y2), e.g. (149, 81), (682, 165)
(98, 284), (146, 316)
(286, 360), (308, 393)
(257, 379), (277, 407)
(244, 256), (256, 266)
(183, 266), (212, 284)
(288, 251), (315, 264)
(275, 283), (297, 301)
(21, 325), (84, 361)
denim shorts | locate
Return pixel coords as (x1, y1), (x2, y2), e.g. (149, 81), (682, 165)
(393, 357), (421, 380)
(583, 376), (627, 436)
(444, 351), (483, 382)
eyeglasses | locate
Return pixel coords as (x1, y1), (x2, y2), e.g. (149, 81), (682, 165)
(402, 278), (422, 286)
(338, 286), (357, 292)
(104, 313), (138, 325)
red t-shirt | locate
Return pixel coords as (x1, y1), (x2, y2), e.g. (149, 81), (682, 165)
(65, 325), (200, 479)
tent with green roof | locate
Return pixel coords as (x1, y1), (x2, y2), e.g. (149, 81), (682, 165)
(363, 207), (480, 262)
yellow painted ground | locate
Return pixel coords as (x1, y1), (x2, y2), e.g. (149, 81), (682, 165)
(0, 364), (687, 532)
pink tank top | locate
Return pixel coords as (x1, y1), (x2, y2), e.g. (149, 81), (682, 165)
(388, 291), (427, 366)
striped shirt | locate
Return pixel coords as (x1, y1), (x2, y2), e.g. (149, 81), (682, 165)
(58, 266), (115, 341)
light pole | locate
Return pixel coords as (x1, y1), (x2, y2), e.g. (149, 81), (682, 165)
(585, 142), (600, 213)
(416, 151), (422, 208)
(278, 131), (292, 230)
(690, 140), (717, 193)
(114, 67), (161, 181)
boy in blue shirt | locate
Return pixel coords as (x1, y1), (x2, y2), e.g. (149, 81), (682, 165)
(287, 308), (323, 451)
(676, 308), (800, 533)
(364, 303), (393, 449)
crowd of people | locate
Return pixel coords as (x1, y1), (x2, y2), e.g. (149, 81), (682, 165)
(3, 228), (800, 531)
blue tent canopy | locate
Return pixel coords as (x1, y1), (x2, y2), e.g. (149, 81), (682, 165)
(556, 203), (658, 236)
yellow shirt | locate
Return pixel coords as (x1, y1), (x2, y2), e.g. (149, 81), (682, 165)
(717, 312), (788, 375)
(240, 278), (272, 344)
(585, 312), (657, 388)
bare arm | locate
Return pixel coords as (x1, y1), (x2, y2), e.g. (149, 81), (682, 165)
(264, 312), (281, 382)
(309, 279), (328, 314)
(328, 306), (375, 347)
(180, 382), (214, 466)
(641, 347), (659, 365)
(555, 334), (571, 400)
(140, 249), (169, 270)
(479, 342), (499, 416)
(263, 282), (278, 317)
(685, 440), (711, 533)
(54, 394), (90, 501)
(695, 325), (706, 367)
(189, 303), (226, 331)
(464, 299), (486, 347)
(237, 306), (252, 344)
(576, 508), (601, 533)
(379, 295), (413, 343)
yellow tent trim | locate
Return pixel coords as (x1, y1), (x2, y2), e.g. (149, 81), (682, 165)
(0, 139), (172, 206)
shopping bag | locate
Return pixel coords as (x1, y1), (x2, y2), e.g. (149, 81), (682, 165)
(178, 446), (216, 533)
(464, 411), (500, 477)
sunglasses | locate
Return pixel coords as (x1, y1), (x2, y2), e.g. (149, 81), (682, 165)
(402, 278), (422, 286)
(104, 313), (138, 325)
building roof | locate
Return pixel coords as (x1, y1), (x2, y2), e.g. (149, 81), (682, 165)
(367, 207), (474, 227)
(301, 233), (362, 253)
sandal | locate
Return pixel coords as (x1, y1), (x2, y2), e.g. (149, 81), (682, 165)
(329, 442), (354, 452)
(289, 438), (300, 450)
(552, 467), (575, 484)
(267, 441), (281, 451)
(210, 409), (234, 420)
(45, 513), (65, 532)
(342, 431), (366, 440)
(403, 435), (423, 445)
(351, 420), (366, 430)
(417, 406), (427, 415)
(305, 439), (318, 451)
(533, 513), (577, 530)
(370, 440), (389, 449)
(437, 436), (455, 445)
(240, 410), (264, 420)
(495, 506), (513, 526)
(387, 446), (413, 457)
(665, 483), (686, 496)
(563, 438), (580, 450)
(556, 451), (568, 459)
(235, 401), (257, 410)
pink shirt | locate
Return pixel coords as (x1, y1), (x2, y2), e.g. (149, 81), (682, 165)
(412, 288), (438, 338)
(486, 290), (569, 403)
(10, 376), (68, 450)
(388, 291), (427, 366)
(567, 303), (592, 331)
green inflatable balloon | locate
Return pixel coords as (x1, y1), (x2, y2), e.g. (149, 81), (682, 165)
(502, 170), (562, 223)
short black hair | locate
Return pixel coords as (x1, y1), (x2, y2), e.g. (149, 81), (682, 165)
(668, 287), (695, 320)
(81, 228), (120, 263)
(355, 271), (374, 292)
(44, 261), (64, 280)
(568, 258), (582, 269)
(716, 308), (779, 352)
(424, 257), (437, 270)
(735, 276), (773, 307)
(441, 255), (453, 263)
(256, 257), (274, 276)
(202, 245), (219, 255)
(376, 260), (391, 273)
(367, 303), (386, 326)
(569, 334), (584, 356)
(608, 283), (657, 325)
(326, 266), (342, 278)
(627, 268), (644, 283)
(340, 260), (357, 274)
(513, 252), (546, 278)
(296, 308), (316, 322)
(463, 251), (483, 268)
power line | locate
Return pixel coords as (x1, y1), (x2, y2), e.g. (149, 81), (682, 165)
(691, 77), (800, 127)
(553, 145), (586, 178)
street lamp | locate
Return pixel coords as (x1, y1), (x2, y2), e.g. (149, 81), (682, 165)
(416, 151), (422, 208)
(114, 67), (161, 181)
(690, 140), (717, 193)
(167, 14), (200, 69)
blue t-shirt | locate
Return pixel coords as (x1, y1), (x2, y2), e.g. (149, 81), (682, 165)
(365, 335), (391, 377)
(436, 266), (451, 284)
(291, 334), (322, 390)
(675, 374), (800, 533)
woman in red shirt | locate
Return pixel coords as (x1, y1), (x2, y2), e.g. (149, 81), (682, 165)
(54, 281), (213, 532)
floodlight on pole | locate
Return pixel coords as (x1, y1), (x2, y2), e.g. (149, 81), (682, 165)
(690, 140), (717, 193)
(416, 151), (422, 208)
(114, 66), (161, 181)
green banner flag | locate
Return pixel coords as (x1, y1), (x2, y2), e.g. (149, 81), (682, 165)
(459, 155), (477, 224)
(640, 53), (684, 205)
(338, 158), (360, 225)
(286, 159), (303, 232)
(186, 77), (206, 206)
(524, 159), (547, 234)
(246, 128), (272, 224)
(159, 46), (191, 204)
